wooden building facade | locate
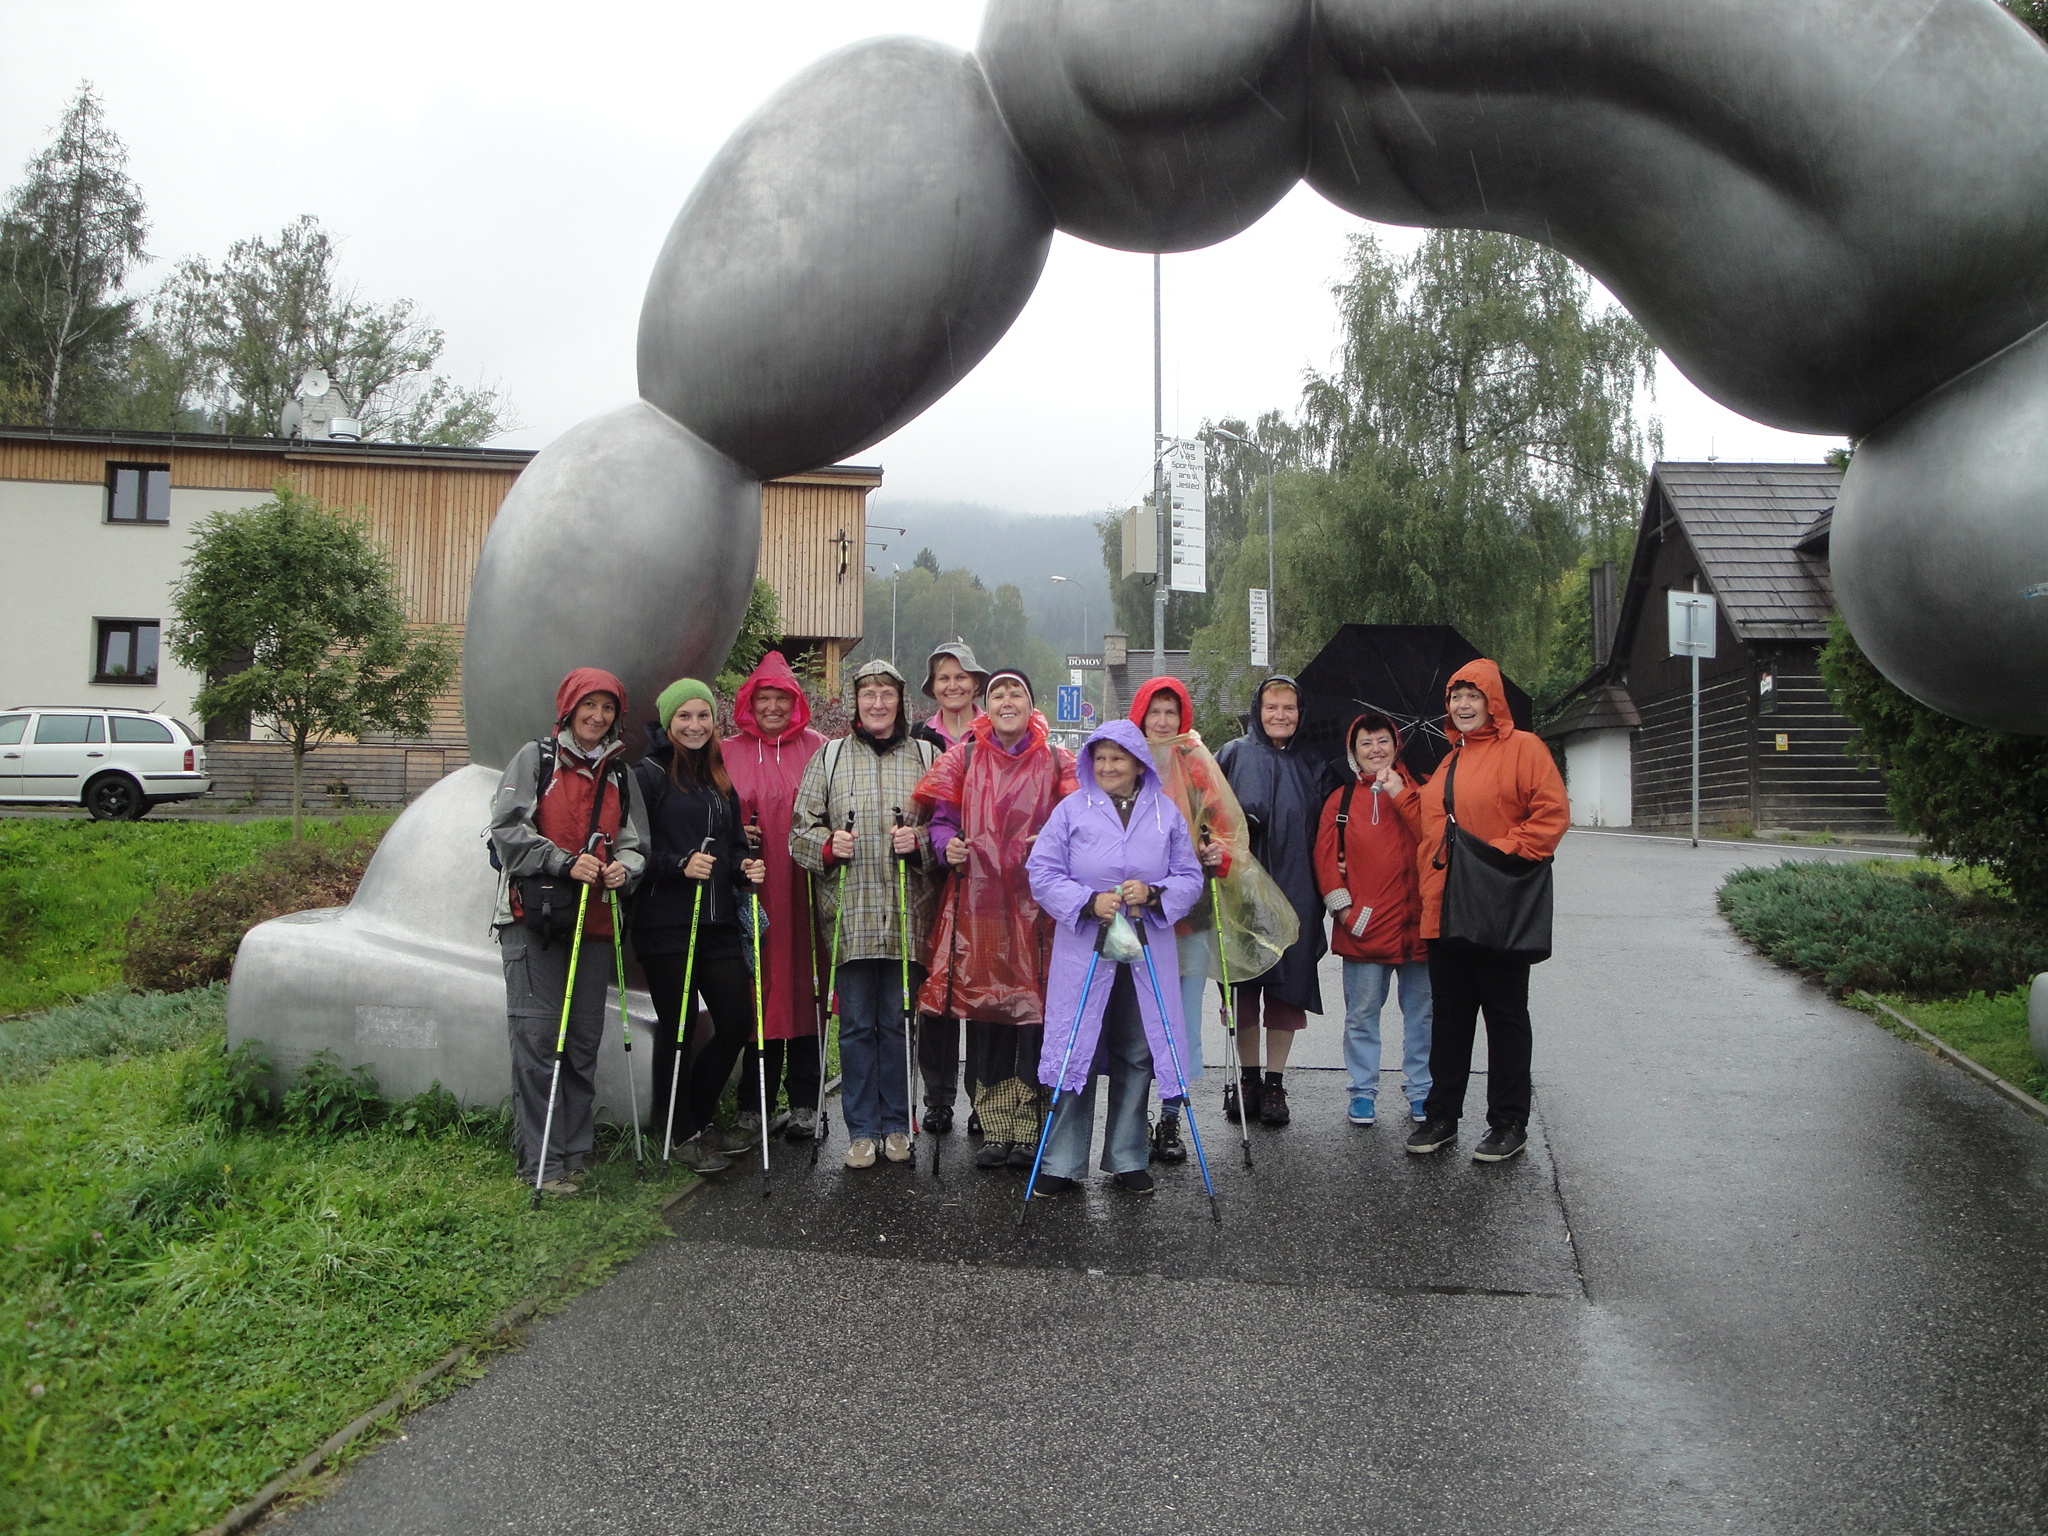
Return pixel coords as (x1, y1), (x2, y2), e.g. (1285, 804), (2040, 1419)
(0, 425), (876, 806)
(1548, 462), (1892, 835)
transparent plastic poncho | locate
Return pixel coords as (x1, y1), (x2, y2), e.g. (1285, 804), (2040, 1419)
(1148, 731), (1299, 985)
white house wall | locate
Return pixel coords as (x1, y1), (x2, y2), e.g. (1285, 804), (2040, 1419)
(0, 480), (270, 725)
(1563, 728), (1634, 828)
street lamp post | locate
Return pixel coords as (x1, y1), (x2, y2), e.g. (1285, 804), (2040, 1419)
(1049, 574), (1087, 653)
(1213, 425), (1276, 667)
(891, 563), (902, 667)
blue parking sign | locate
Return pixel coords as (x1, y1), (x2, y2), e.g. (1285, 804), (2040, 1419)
(1056, 684), (1083, 724)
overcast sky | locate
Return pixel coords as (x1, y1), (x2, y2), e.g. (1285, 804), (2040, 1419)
(5, 0), (1842, 519)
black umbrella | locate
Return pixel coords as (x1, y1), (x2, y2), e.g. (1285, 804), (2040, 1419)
(1294, 624), (1533, 782)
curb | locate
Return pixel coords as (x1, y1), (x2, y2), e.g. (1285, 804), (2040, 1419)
(1855, 991), (2048, 1127)
(201, 1176), (709, 1536)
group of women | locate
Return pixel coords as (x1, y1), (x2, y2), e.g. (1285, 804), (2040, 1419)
(488, 642), (1568, 1199)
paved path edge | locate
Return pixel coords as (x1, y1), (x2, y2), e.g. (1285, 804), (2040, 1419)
(213, 1179), (708, 1536)
(1856, 990), (2048, 1126)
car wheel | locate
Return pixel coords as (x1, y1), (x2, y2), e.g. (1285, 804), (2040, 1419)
(85, 773), (144, 822)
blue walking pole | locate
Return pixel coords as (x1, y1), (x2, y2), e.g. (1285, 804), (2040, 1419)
(1130, 899), (1221, 1224)
(1019, 918), (1112, 1227)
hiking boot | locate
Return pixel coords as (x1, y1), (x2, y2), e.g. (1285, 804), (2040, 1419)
(703, 1126), (755, 1156)
(883, 1131), (913, 1163)
(537, 1178), (580, 1196)
(1151, 1116), (1188, 1165)
(1223, 1080), (1255, 1125)
(1348, 1095), (1377, 1126)
(1114, 1168), (1156, 1195)
(1405, 1118), (1459, 1155)
(1473, 1124), (1529, 1163)
(924, 1103), (955, 1135)
(783, 1107), (819, 1142)
(976, 1140), (1011, 1169)
(1032, 1173), (1078, 1197)
(843, 1137), (878, 1169)
(1259, 1077), (1290, 1127)
(735, 1108), (792, 1138)
(673, 1136), (731, 1175)
(1006, 1142), (1035, 1170)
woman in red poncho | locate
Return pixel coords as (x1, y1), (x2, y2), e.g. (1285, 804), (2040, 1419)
(723, 652), (829, 1143)
(913, 669), (1078, 1169)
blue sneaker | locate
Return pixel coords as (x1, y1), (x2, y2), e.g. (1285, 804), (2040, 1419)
(1348, 1095), (1377, 1126)
(1409, 1100), (1429, 1124)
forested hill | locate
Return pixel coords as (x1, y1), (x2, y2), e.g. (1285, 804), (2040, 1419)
(865, 500), (1116, 656)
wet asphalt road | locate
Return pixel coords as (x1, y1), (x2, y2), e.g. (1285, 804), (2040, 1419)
(270, 831), (2048, 1535)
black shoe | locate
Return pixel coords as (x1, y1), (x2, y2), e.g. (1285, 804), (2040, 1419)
(1114, 1169), (1156, 1195)
(1032, 1173), (1078, 1197)
(1473, 1124), (1528, 1163)
(967, 1109), (983, 1138)
(1406, 1118), (1459, 1155)
(1258, 1077), (1290, 1128)
(1151, 1116), (1187, 1165)
(975, 1140), (1010, 1169)
(1225, 1078), (1260, 1125)
(1222, 1082), (1242, 1124)
(1006, 1142), (1035, 1170)
(924, 1103), (955, 1135)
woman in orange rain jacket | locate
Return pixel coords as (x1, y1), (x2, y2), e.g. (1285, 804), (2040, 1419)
(1385, 659), (1568, 1165)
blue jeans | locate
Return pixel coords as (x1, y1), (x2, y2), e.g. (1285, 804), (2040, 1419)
(835, 958), (918, 1141)
(1341, 959), (1433, 1103)
(1043, 967), (1154, 1178)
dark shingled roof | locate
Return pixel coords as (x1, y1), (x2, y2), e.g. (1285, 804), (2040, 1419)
(1539, 682), (1641, 741)
(1651, 462), (1842, 642)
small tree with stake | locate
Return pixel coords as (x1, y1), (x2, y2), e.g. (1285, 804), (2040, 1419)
(169, 485), (457, 836)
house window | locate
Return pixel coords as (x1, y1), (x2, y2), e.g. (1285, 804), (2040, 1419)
(94, 619), (160, 684)
(106, 463), (171, 524)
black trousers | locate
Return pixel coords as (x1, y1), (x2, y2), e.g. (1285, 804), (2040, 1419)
(917, 1014), (974, 1108)
(739, 1035), (823, 1113)
(1422, 941), (1533, 1131)
(641, 948), (752, 1145)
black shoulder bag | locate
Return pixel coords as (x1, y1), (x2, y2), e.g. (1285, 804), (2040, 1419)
(1433, 748), (1554, 964)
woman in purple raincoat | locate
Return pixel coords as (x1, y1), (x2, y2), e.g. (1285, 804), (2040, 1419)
(1025, 720), (1204, 1195)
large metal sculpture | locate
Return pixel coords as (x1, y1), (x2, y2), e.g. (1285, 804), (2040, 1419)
(231, 0), (2048, 1105)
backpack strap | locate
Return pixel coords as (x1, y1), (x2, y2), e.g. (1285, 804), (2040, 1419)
(1431, 747), (1461, 872)
(1333, 777), (1358, 884)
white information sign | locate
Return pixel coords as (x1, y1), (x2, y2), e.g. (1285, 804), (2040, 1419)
(1249, 587), (1271, 670)
(1667, 590), (1718, 659)
(1167, 437), (1207, 594)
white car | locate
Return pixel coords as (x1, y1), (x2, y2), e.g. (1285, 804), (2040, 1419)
(0, 705), (211, 820)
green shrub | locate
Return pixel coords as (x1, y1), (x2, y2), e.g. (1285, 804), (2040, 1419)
(122, 835), (377, 993)
(279, 1049), (385, 1135)
(1718, 859), (2048, 998)
(387, 1081), (506, 1140)
(0, 984), (225, 1082)
(177, 1036), (272, 1132)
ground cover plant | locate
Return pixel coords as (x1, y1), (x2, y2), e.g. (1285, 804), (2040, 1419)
(0, 1023), (691, 1535)
(0, 815), (390, 1015)
(1718, 859), (2048, 1000)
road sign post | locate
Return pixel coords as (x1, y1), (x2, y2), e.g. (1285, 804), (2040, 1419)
(1056, 684), (1084, 726)
(1668, 588), (1718, 848)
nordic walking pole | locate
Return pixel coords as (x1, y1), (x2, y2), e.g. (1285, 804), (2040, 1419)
(1130, 897), (1220, 1223)
(815, 812), (854, 1167)
(750, 888), (771, 1198)
(532, 878), (593, 1211)
(662, 835), (713, 1163)
(1204, 827), (1252, 1168)
(893, 806), (918, 1169)
(1020, 919), (1111, 1227)
(806, 868), (831, 1161)
(607, 886), (645, 1179)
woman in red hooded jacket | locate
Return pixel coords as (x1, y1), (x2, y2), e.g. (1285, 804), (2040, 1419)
(1314, 712), (1431, 1130)
(723, 652), (830, 1143)
(1384, 659), (1568, 1164)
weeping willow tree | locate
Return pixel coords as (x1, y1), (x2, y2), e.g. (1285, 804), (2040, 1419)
(1189, 230), (1659, 736)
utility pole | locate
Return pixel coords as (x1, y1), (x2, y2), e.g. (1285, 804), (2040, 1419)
(1152, 253), (1167, 688)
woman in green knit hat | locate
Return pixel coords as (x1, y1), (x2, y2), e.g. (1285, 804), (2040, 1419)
(632, 678), (764, 1173)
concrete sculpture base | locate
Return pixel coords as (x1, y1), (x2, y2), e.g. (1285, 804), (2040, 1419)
(228, 765), (658, 1120)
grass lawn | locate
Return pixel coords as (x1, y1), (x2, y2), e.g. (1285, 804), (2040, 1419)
(1854, 988), (2048, 1103)
(0, 816), (393, 1016)
(0, 992), (694, 1535)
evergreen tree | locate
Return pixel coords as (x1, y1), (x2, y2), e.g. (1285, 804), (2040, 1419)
(0, 85), (147, 427)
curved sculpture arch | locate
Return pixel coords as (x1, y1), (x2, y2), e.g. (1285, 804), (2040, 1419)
(229, 0), (2048, 1113)
(465, 0), (2048, 750)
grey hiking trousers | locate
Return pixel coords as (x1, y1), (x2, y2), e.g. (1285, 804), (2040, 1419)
(501, 926), (613, 1182)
